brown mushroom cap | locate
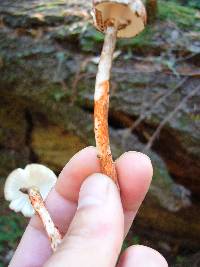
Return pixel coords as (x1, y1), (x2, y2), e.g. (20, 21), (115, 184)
(92, 0), (147, 38)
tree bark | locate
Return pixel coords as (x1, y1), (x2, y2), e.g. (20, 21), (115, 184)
(146, 0), (158, 24)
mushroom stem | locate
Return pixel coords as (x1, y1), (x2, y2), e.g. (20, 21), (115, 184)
(94, 25), (117, 182)
(21, 187), (62, 251)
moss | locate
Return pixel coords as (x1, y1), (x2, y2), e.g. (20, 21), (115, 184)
(117, 27), (154, 51)
(158, 0), (198, 29)
(68, 0), (199, 53)
(32, 124), (86, 171)
(122, 235), (140, 252)
(1, 0), (198, 57)
(0, 201), (27, 265)
(34, 0), (66, 12)
(0, 211), (26, 250)
(80, 1), (199, 52)
(175, 255), (186, 265)
(80, 24), (104, 52)
(117, 1), (198, 50)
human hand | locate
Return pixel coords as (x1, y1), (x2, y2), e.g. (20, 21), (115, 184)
(9, 147), (168, 267)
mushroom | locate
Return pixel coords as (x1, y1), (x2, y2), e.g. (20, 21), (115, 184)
(92, 0), (147, 38)
(21, 187), (62, 251)
(4, 164), (62, 251)
(92, 0), (146, 182)
(4, 163), (57, 217)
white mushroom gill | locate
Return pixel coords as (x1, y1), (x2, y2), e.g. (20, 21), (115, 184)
(4, 164), (57, 217)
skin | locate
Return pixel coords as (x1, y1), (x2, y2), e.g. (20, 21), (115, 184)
(9, 146), (168, 267)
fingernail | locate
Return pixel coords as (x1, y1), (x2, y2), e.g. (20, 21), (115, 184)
(78, 174), (109, 209)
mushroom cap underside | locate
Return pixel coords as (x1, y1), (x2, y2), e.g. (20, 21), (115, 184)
(4, 164), (57, 217)
(92, 0), (146, 38)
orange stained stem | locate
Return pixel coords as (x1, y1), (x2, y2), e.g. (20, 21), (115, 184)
(26, 187), (62, 252)
(94, 26), (118, 183)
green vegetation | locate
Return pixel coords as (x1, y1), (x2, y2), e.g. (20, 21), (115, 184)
(122, 235), (141, 251)
(80, 25), (104, 52)
(79, 0), (199, 52)
(159, 0), (198, 29)
(118, 0), (199, 49)
(175, 255), (186, 265)
(117, 27), (153, 51)
(0, 214), (24, 250)
(0, 205), (27, 266)
(3, 0), (197, 54)
(176, 0), (200, 9)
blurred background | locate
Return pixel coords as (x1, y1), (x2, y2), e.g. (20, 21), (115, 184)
(0, 0), (199, 266)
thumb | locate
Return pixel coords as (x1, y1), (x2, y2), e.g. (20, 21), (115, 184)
(45, 174), (124, 267)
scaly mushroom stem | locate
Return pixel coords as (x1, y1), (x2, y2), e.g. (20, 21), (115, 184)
(94, 25), (117, 182)
(20, 187), (62, 252)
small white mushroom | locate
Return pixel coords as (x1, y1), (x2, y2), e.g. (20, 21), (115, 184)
(4, 164), (57, 217)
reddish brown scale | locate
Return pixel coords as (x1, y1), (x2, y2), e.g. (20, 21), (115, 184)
(94, 26), (118, 182)
(94, 80), (117, 181)
(24, 187), (62, 252)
